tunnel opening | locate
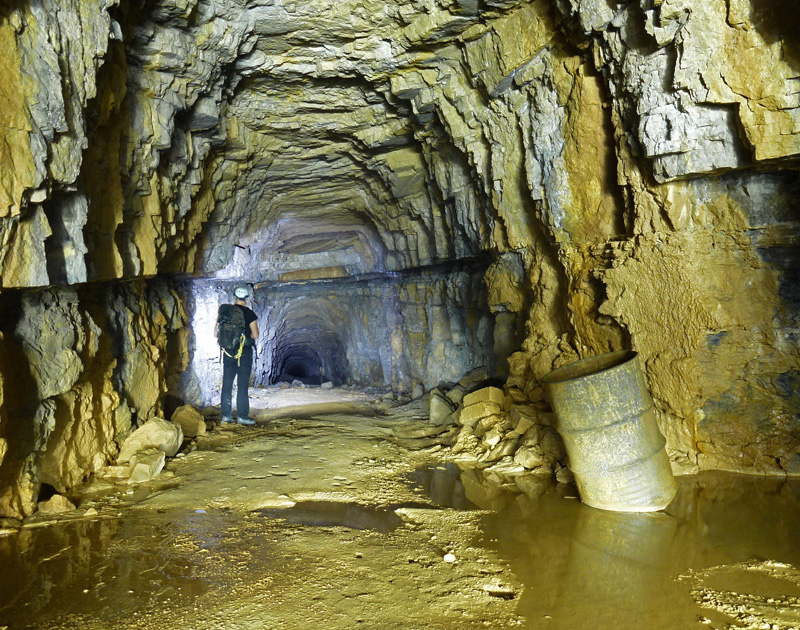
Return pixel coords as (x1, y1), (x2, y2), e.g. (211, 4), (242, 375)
(270, 328), (350, 387)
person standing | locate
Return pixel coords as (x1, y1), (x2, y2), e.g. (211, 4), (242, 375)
(218, 285), (259, 425)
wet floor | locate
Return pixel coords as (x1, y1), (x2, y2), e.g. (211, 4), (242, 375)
(2, 399), (800, 629)
(477, 472), (800, 629)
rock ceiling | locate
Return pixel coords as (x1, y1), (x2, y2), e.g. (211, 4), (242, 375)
(0, 0), (794, 288)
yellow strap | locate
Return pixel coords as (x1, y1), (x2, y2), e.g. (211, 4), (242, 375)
(222, 334), (246, 365)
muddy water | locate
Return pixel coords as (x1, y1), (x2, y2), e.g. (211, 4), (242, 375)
(477, 471), (800, 629)
(2, 426), (800, 629)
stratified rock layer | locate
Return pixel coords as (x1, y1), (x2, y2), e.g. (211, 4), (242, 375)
(0, 0), (798, 515)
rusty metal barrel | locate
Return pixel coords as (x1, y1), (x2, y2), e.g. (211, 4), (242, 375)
(542, 350), (677, 512)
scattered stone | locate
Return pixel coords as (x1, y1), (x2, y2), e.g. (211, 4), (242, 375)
(127, 449), (166, 484)
(171, 404), (207, 437)
(118, 418), (183, 463)
(481, 427), (504, 449)
(481, 583), (516, 599)
(485, 456), (526, 477)
(411, 383), (425, 399)
(83, 507), (99, 517)
(459, 401), (504, 426)
(200, 406), (220, 418)
(513, 444), (546, 470)
(321, 381), (334, 389)
(38, 494), (76, 514)
(445, 384), (466, 405)
(443, 553), (456, 563)
(291, 379), (304, 388)
(99, 464), (134, 479)
(463, 386), (505, 408)
(510, 406), (536, 435)
(451, 431), (480, 457)
(474, 414), (505, 438)
(555, 465), (574, 484)
(480, 437), (518, 463)
(428, 389), (456, 425)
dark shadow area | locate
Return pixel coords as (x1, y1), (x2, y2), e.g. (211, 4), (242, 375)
(42, 199), (70, 286)
(0, 289), (41, 515)
(749, 0), (800, 70)
(257, 501), (404, 532)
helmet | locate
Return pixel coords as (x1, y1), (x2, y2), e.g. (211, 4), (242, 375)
(233, 285), (250, 299)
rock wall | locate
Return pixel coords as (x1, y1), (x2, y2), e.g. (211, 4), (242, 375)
(0, 279), (187, 519)
(0, 0), (797, 483)
(180, 263), (501, 406)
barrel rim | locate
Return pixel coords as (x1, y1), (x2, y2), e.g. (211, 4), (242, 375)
(541, 349), (638, 385)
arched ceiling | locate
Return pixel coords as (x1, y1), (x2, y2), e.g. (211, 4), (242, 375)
(1, 0), (797, 288)
(113, 0), (506, 283)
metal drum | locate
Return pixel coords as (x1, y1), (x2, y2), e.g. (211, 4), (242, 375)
(542, 350), (677, 512)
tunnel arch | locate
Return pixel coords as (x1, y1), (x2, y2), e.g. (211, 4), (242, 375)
(255, 293), (358, 387)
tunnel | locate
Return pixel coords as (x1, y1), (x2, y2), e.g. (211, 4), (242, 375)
(0, 0), (800, 627)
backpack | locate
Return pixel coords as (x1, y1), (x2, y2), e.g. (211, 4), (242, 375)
(217, 304), (247, 360)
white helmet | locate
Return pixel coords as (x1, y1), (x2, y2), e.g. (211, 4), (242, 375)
(234, 285), (250, 299)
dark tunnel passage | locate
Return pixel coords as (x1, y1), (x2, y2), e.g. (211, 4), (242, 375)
(271, 334), (349, 386)
(260, 294), (353, 387)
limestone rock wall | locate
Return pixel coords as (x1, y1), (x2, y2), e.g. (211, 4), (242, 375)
(180, 265), (500, 406)
(0, 279), (187, 519)
(0, 0), (797, 481)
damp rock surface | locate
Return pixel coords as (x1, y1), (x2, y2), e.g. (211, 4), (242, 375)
(0, 0), (798, 543)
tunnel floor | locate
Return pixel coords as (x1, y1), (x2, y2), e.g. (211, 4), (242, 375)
(2, 387), (800, 629)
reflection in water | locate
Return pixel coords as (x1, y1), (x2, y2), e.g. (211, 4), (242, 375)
(3, 468), (799, 629)
(0, 512), (214, 628)
(479, 472), (800, 629)
(407, 462), (478, 510)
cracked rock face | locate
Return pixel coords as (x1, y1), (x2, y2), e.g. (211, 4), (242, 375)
(0, 0), (799, 516)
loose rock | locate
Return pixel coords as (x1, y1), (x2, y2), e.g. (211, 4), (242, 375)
(118, 419), (183, 463)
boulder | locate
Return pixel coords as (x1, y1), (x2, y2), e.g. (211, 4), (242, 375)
(460, 401), (504, 425)
(428, 389), (456, 424)
(481, 426), (504, 449)
(458, 367), (488, 390)
(510, 405), (536, 435)
(411, 383), (425, 399)
(321, 381), (334, 389)
(128, 449), (166, 484)
(118, 418), (183, 463)
(445, 384), (466, 405)
(171, 405), (207, 438)
(514, 444), (546, 470)
(462, 386), (505, 408)
(38, 494), (76, 514)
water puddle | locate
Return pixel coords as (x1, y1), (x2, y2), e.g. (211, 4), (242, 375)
(406, 462), (478, 510)
(477, 471), (800, 629)
(0, 513), (213, 628)
(257, 501), (404, 532)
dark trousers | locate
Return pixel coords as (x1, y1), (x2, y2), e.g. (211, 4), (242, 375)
(221, 346), (253, 419)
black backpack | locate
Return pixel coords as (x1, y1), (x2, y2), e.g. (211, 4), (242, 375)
(217, 304), (247, 359)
